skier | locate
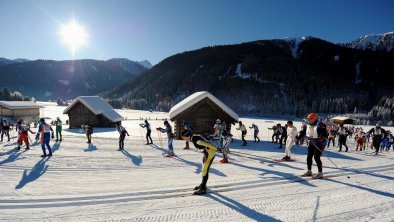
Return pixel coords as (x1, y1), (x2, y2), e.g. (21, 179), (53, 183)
(388, 131), (394, 151)
(298, 113), (328, 179)
(140, 120), (153, 145)
(82, 124), (94, 144)
(213, 119), (223, 148)
(282, 121), (297, 161)
(327, 128), (337, 148)
(355, 132), (366, 151)
(368, 123), (387, 155)
(249, 123), (260, 142)
(268, 125), (279, 143)
(157, 120), (175, 157)
(54, 117), (63, 142)
(1, 119), (11, 142)
(219, 126), (233, 163)
(183, 121), (193, 149)
(37, 118), (54, 157)
(337, 123), (350, 152)
(236, 121), (247, 146)
(16, 120), (35, 150)
(181, 129), (217, 195)
(278, 124), (287, 148)
(116, 122), (129, 150)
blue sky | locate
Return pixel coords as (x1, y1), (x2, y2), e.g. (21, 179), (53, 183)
(0, 0), (393, 64)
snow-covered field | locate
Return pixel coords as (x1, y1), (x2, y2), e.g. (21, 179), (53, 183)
(1, 102), (393, 222)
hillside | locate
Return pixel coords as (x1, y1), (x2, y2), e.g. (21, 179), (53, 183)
(102, 36), (394, 117)
(0, 59), (148, 100)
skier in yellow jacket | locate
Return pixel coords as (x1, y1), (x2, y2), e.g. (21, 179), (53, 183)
(181, 129), (217, 195)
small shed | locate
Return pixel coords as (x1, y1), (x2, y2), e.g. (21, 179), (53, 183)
(330, 116), (355, 125)
(0, 101), (42, 123)
(169, 91), (239, 139)
(63, 96), (123, 128)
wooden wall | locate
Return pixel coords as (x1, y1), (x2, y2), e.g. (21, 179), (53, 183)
(172, 98), (236, 139)
(0, 106), (40, 123)
(66, 102), (118, 128)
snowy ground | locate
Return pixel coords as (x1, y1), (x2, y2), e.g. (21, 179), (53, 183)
(0, 102), (393, 222)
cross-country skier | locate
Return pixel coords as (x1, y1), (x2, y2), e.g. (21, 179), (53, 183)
(181, 129), (217, 195)
(54, 117), (63, 142)
(268, 125), (279, 143)
(368, 123), (387, 155)
(236, 121), (247, 146)
(278, 124), (287, 148)
(157, 120), (175, 157)
(116, 122), (129, 150)
(37, 118), (54, 157)
(337, 123), (350, 152)
(183, 121), (193, 149)
(16, 120), (35, 150)
(219, 126), (233, 163)
(1, 119), (11, 142)
(327, 128), (337, 148)
(249, 123), (260, 142)
(82, 124), (94, 144)
(298, 113), (328, 179)
(140, 120), (153, 145)
(282, 121), (297, 161)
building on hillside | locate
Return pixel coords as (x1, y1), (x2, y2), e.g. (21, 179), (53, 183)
(0, 101), (42, 123)
(169, 91), (239, 139)
(63, 96), (123, 128)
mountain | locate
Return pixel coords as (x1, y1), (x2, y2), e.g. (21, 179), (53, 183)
(0, 59), (146, 100)
(102, 36), (394, 119)
(0, 57), (30, 66)
(107, 58), (150, 75)
(138, 60), (153, 69)
(344, 32), (394, 53)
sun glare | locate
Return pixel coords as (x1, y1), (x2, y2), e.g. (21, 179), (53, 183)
(60, 20), (88, 55)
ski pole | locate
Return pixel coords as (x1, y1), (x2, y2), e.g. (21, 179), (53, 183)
(310, 142), (350, 179)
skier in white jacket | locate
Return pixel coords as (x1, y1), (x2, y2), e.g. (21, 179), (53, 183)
(282, 121), (298, 161)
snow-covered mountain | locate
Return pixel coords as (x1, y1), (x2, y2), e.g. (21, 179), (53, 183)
(0, 57), (30, 65)
(345, 32), (394, 53)
(107, 58), (150, 75)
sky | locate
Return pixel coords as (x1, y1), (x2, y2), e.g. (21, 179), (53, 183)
(0, 0), (393, 65)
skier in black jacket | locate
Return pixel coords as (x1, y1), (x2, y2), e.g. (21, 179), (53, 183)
(368, 123), (387, 155)
(298, 113), (328, 179)
(181, 129), (217, 195)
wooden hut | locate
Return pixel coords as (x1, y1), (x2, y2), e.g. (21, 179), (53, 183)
(0, 101), (42, 123)
(63, 96), (123, 128)
(169, 91), (239, 139)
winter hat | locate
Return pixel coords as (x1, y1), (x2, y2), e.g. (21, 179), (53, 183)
(307, 113), (318, 120)
(40, 118), (45, 123)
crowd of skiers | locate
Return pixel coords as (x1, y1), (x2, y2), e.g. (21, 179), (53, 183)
(2, 112), (394, 195)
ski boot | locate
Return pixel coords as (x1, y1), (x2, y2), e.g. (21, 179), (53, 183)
(313, 172), (323, 179)
(219, 158), (229, 163)
(193, 188), (207, 195)
(301, 170), (312, 177)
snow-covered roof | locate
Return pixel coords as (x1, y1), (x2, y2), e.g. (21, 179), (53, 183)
(63, 96), (123, 122)
(0, 101), (43, 109)
(331, 116), (354, 121)
(169, 91), (239, 121)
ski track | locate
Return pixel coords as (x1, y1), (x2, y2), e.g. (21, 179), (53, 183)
(1, 103), (394, 221)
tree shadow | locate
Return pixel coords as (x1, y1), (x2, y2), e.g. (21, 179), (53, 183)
(231, 161), (316, 187)
(121, 150), (142, 166)
(232, 140), (362, 161)
(326, 178), (394, 198)
(84, 143), (97, 152)
(15, 157), (50, 189)
(208, 192), (281, 221)
(0, 149), (26, 165)
(172, 155), (226, 177)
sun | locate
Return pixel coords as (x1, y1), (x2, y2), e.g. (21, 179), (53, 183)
(60, 20), (88, 55)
